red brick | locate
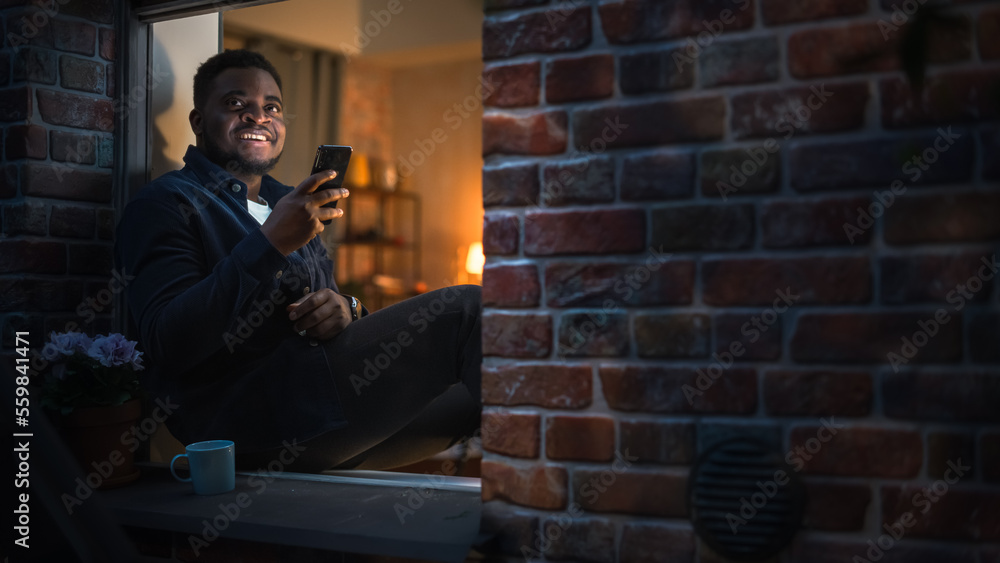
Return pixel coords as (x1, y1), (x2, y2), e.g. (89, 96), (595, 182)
(481, 461), (567, 510)
(970, 311), (1000, 363)
(703, 256), (870, 306)
(0, 86), (31, 122)
(984, 127), (1000, 181)
(573, 468), (687, 517)
(927, 432), (975, 480)
(482, 363), (592, 408)
(52, 19), (96, 55)
(620, 421), (695, 465)
(884, 371), (1000, 423)
(49, 204), (96, 238)
(881, 251), (994, 304)
(483, 8), (591, 59)
(483, 62), (539, 108)
(0, 278), (84, 312)
(700, 146), (780, 198)
(482, 312), (551, 358)
(483, 163), (537, 207)
(4, 9), (54, 50)
(37, 89), (113, 131)
(714, 313), (782, 361)
(50, 129), (97, 164)
(652, 203), (754, 251)
(69, 243), (112, 275)
(788, 22), (899, 78)
(5, 124), (46, 160)
(22, 162), (112, 202)
(572, 97), (725, 149)
(730, 82), (869, 140)
(484, 0), (547, 11)
(557, 311), (628, 357)
(13, 47), (56, 84)
(0, 240), (65, 274)
(524, 209), (645, 255)
(483, 264), (539, 308)
(3, 200), (46, 235)
(982, 9), (1000, 60)
(61, 0), (114, 24)
(923, 14), (974, 63)
(885, 191), (1000, 245)
(635, 313), (709, 358)
(59, 55), (104, 94)
(541, 516), (615, 563)
(482, 212), (518, 255)
(600, 365), (757, 414)
(700, 35), (779, 88)
(762, 0), (867, 25)
(599, 0), (754, 44)
(791, 312), (962, 363)
(762, 197), (873, 247)
(789, 538), (978, 563)
(983, 433), (1000, 483)
(763, 370), (872, 416)
(482, 411), (540, 458)
(105, 62), (114, 97)
(1, 164), (17, 199)
(881, 485), (996, 540)
(480, 503), (540, 558)
(546, 54), (613, 103)
(96, 207), (115, 239)
(620, 523), (695, 563)
(482, 110), (567, 156)
(622, 149), (694, 201)
(880, 69), (1000, 129)
(790, 132), (974, 191)
(544, 259), (694, 307)
(541, 156), (614, 205)
(545, 415), (615, 461)
(619, 47), (694, 95)
(802, 480), (871, 531)
(99, 27), (115, 61)
(789, 425), (922, 477)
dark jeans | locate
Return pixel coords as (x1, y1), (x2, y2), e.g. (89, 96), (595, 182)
(236, 285), (482, 472)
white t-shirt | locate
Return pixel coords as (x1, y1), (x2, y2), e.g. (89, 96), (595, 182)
(247, 197), (272, 224)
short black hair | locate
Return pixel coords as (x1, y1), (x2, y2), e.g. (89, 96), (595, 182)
(192, 49), (283, 110)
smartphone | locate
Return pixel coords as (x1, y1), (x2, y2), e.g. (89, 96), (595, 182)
(311, 145), (353, 209)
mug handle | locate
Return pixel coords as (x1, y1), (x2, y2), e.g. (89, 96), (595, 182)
(170, 453), (192, 482)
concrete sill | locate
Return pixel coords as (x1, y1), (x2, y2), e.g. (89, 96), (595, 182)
(99, 462), (482, 562)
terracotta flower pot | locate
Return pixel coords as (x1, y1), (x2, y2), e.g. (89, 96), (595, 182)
(56, 398), (143, 489)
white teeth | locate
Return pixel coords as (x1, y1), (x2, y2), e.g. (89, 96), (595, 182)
(239, 133), (267, 141)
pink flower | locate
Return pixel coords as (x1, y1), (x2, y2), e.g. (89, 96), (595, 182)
(42, 331), (93, 361)
(87, 333), (145, 370)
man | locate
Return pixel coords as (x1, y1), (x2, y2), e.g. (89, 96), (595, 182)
(115, 50), (481, 472)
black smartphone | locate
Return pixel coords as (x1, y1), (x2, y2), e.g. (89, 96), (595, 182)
(311, 145), (353, 209)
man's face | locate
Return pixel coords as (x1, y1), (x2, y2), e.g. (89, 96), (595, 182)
(190, 67), (285, 177)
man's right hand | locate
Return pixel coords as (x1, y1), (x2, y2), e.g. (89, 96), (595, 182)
(260, 169), (349, 256)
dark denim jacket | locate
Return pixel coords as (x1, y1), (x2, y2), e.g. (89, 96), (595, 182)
(115, 146), (346, 452)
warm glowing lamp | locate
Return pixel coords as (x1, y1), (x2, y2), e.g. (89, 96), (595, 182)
(465, 242), (484, 282)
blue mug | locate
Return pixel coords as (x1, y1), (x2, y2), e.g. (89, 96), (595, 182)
(170, 440), (235, 495)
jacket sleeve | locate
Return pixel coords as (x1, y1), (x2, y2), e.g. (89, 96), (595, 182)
(115, 195), (290, 374)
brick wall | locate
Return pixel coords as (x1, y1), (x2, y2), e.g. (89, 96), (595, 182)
(480, 1), (999, 561)
(2, 0), (118, 351)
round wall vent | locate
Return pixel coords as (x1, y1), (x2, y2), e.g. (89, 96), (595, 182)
(688, 437), (806, 561)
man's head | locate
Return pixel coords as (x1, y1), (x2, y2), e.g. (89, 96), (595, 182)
(189, 49), (285, 179)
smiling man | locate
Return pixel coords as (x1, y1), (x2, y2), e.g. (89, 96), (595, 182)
(115, 50), (482, 472)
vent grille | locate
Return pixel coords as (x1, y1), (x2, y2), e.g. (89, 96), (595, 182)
(688, 438), (805, 561)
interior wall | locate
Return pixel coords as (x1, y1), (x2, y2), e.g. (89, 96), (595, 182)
(150, 14), (221, 179)
(391, 57), (484, 290)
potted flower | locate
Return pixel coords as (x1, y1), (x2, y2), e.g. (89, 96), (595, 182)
(40, 331), (146, 489)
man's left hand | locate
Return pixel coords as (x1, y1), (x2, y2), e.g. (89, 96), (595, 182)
(287, 289), (352, 340)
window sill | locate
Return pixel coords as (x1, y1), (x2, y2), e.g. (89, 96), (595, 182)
(100, 462), (483, 562)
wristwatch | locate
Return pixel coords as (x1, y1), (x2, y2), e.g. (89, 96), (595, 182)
(346, 295), (361, 322)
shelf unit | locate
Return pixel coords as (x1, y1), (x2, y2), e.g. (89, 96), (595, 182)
(332, 185), (421, 311)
